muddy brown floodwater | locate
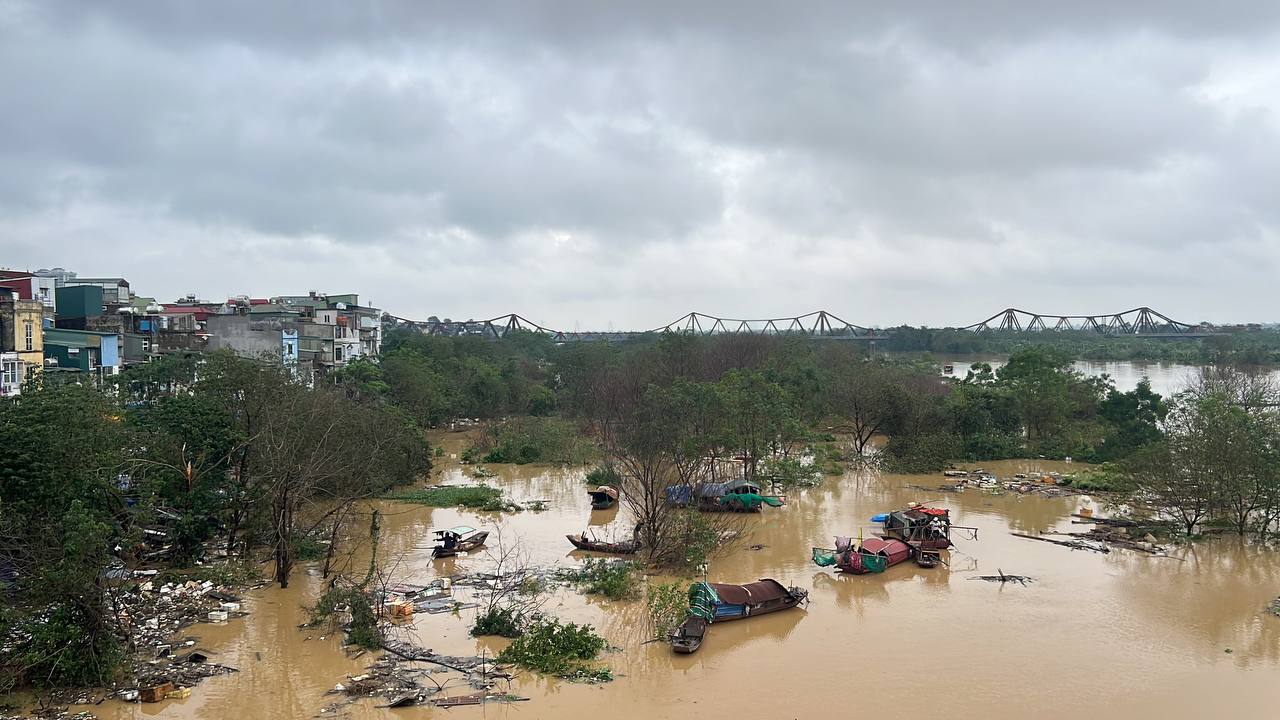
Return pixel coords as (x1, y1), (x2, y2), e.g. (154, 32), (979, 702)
(84, 432), (1280, 720)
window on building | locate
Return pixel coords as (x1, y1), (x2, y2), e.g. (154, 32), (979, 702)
(334, 347), (343, 362)
(2, 360), (19, 388)
(23, 322), (33, 351)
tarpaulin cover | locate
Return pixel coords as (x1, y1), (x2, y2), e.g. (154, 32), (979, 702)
(718, 493), (783, 510)
(707, 579), (790, 605)
(812, 548), (838, 567)
(665, 485), (693, 504)
(920, 507), (949, 516)
(588, 486), (618, 501)
(860, 538), (912, 565)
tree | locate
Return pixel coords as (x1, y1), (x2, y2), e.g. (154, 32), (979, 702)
(0, 383), (128, 687)
(1094, 378), (1168, 461)
(1125, 442), (1213, 536)
(829, 361), (906, 457)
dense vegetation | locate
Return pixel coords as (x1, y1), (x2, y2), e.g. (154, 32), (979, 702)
(0, 351), (431, 689)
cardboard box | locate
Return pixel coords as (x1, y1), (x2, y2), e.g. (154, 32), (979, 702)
(140, 682), (174, 703)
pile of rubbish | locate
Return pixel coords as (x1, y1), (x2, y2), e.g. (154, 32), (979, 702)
(319, 640), (525, 711)
(938, 469), (1081, 496)
(104, 578), (261, 703)
(0, 711), (97, 720)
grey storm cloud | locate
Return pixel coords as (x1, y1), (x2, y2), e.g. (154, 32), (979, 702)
(1, 0), (1278, 327)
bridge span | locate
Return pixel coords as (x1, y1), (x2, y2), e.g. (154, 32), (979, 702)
(386, 306), (1212, 342)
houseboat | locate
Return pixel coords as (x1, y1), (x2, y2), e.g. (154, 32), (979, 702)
(669, 579), (808, 653)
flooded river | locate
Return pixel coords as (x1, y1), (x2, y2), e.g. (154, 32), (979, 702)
(941, 357), (1280, 396)
(85, 432), (1280, 720)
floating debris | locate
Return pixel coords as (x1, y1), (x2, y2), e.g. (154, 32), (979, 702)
(974, 570), (1033, 586)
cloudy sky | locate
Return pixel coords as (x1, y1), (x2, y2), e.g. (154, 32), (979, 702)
(2, 2), (1278, 329)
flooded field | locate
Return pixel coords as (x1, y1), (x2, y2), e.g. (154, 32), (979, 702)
(86, 432), (1280, 720)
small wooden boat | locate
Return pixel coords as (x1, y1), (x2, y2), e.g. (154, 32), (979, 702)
(587, 485), (619, 510)
(430, 526), (489, 558)
(669, 579), (808, 654)
(565, 532), (639, 555)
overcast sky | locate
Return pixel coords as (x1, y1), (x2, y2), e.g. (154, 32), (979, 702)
(2, 2), (1277, 329)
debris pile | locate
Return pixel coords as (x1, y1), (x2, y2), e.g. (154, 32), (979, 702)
(319, 640), (525, 711)
(102, 578), (260, 703)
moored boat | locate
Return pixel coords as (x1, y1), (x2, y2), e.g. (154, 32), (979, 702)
(669, 579), (808, 654)
(587, 485), (619, 510)
(565, 530), (640, 555)
(430, 526), (489, 558)
(665, 479), (785, 513)
(812, 536), (913, 574)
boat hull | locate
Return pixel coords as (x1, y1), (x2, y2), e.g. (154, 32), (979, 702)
(669, 580), (807, 654)
(565, 534), (639, 555)
(431, 532), (489, 558)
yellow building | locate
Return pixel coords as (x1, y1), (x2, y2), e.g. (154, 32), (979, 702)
(0, 290), (43, 394)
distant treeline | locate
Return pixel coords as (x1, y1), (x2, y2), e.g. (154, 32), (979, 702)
(880, 326), (1280, 365)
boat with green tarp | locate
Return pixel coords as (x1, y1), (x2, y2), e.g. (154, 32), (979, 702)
(669, 579), (808, 653)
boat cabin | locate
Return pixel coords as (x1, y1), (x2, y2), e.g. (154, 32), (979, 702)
(587, 485), (619, 509)
(882, 507), (952, 550)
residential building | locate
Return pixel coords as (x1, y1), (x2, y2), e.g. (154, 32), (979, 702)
(0, 270), (56, 311)
(0, 287), (44, 393)
(204, 313), (314, 378)
(61, 277), (131, 307)
(43, 328), (120, 381)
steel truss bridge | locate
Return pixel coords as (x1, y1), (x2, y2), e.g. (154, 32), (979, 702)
(962, 307), (1210, 337)
(387, 310), (883, 343)
(387, 306), (1210, 342)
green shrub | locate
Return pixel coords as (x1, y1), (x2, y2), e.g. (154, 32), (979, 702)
(664, 509), (722, 572)
(647, 582), (687, 639)
(561, 559), (640, 600)
(584, 463), (622, 487)
(1070, 465), (1131, 492)
(309, 586), (381, 649)
(464, 417), (594, 465)
(383, 485), (505, 508)
(12, 604), (123, 688)
(471, 607), (525, 638)
(760, 456), (822, 488)
(496, 617), (610, 682)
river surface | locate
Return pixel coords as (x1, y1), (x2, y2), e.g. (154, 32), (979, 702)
(82, 432), (1280, 720)
(940, 357), (1280, 396)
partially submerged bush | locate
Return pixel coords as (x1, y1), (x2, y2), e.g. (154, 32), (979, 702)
(760, 456), (823, 488)
(471, 606), (525, 638)
(465, 417), (594, 465)
(584, 463), (622, 487)
(646, 582), (687, 639)
(663, 509), (724, 572)
(1069, 465), (1131, 492)
(309, 586), (381, 649)
(561, 559), (640, 600)
(384, 485), (507, 509)
(496, 617), (610, 682)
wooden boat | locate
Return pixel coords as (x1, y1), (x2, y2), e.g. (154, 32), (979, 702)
(915, 550), (941, 568)
(565, 532), (639, 555)
(880, 505), (956, 551)
(430, 526), (489, 558)
(587, 485), (619, 510)
(669, 579), (808, 654)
